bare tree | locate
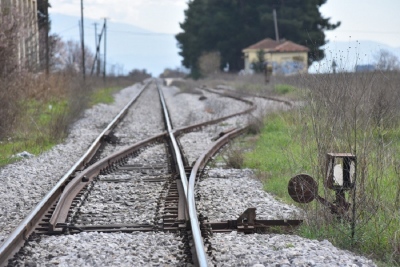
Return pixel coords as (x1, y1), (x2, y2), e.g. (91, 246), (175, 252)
(374, 49), (400, 71)
(51, 39), (94, 74)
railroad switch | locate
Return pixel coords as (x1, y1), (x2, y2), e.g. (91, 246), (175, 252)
(288, 153), (356, 218)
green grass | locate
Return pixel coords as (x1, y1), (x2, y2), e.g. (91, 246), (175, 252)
(273, 84), (301, 99)
(0, 86), (123, 167)
(90, 87), (122, 106)
(244, 112), (313, 200)
(0, 99), (68, 166)
(243, 110), (400, 266)
(236, 83), (269, 93)
(0, 138), (56, 166)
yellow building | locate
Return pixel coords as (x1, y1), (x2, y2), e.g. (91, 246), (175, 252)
(242, 38), (309, 75)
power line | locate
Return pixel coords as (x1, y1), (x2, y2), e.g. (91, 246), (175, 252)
(58, 25), (175, 37)
(56, 25), (78, 34)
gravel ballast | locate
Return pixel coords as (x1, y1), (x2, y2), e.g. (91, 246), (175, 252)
(15, 232), (183, 266)
(197, 168), (302, 221)
(74, 144), (169, 226)
(210, 232), (376, 266)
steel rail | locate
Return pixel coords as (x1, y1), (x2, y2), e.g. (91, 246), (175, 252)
(0, 81), (150, 266)
(156, 83), (190, 199)
(157, 81), (258, 267)
(187, 126), (248, 267)
(202, 86), (293, 107)
(48, 132), (167, 231)
(173, 86), (256, 136)
(174, 102), (255, 136)
(156, 83), (208, 265)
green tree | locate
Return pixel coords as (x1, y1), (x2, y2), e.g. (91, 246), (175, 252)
(253, 49), (266, 73)
(176, 0), (339, 77)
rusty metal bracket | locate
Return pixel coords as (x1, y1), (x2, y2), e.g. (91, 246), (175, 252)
(206, 208), (302, 234)
(237, 208), (256, 233)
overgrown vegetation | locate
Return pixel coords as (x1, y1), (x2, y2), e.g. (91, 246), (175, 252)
(90, 86), (123, 106)
(0, 73), (146, 167)
(241, 72), (400, 266)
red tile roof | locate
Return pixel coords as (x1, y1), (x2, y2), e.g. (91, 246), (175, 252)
(245, 38), (280, 50)
(243, 38), (309, 52)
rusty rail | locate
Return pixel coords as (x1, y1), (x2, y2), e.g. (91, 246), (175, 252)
(187, 127), (249, 267)
(0, 82), (150, 266)
(203, 86), (293, 107)
(48, 133), (167, 232)
(173, 88), (256, 136)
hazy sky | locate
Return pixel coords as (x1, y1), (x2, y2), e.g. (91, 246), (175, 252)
(51, 0), (400, 48)
(320, 0), (400, 48)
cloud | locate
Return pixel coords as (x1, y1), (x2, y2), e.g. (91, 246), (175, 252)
(51, 0), (187, 33)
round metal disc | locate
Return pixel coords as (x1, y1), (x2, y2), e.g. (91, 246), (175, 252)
(288, 174), (318, 203)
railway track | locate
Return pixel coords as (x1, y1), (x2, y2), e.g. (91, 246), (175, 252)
(0, 79), (262, 266)
(0, 79), (376, 266)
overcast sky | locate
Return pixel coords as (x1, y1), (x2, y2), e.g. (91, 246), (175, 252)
(51, 0), (400, 48)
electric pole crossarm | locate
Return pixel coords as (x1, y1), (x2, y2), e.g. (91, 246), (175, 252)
(90, 24), (105, 76)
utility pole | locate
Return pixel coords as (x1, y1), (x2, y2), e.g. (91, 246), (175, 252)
(273, 9), (280, 42)
(103, 18), (107, 83)
(93, 23), (101, 76)
(80, 0), (85, 80)
(90, 22), (104, 76)
(94, 23), (98, 50)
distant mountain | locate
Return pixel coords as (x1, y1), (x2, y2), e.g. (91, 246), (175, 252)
(310, 40), (400, 73)
(50, 13), (182, 76)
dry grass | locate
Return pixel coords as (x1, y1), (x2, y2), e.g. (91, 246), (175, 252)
(222, 144), (245, 169)
(169, 79), (204, 95)
(296, 71), (400, 265)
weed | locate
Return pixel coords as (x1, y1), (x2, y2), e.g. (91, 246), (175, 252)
(90, 87), (123, 106)
(274, 84), (297, 95)
(247, 115), (265, 135)
(222, 144), (245, 169)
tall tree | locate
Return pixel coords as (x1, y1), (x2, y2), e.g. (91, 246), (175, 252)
(176, 0), (340, 77)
